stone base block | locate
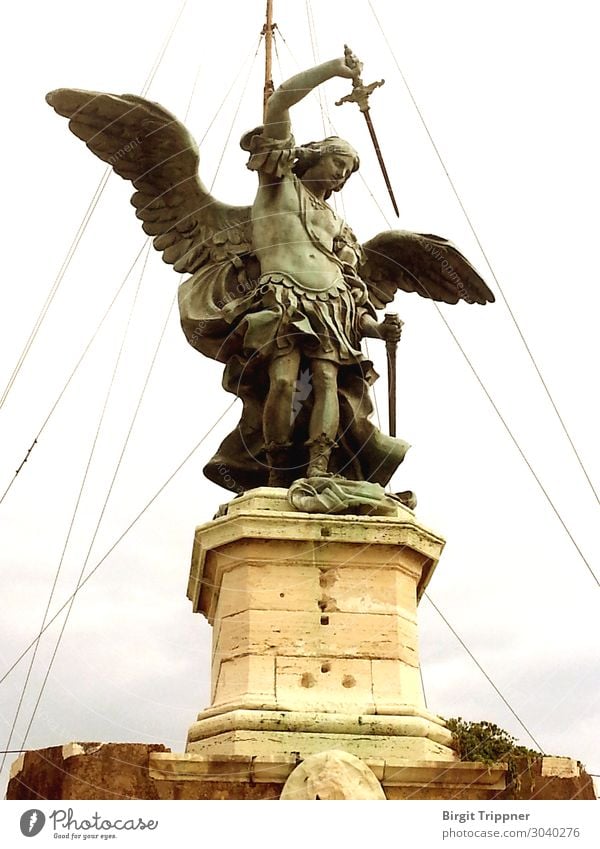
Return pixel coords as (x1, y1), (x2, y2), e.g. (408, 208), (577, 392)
(187, 729), (454, 761)
(149, 751), (507, 800)
(186, 707), (456, 761)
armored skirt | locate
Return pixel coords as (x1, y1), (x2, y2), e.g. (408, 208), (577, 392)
(221, 271), (366, 366)
(178, 259), (409, 494)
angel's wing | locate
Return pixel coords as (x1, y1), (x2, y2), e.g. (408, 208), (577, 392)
(46, 89), (253, 274)
(359, 230), (494, 307)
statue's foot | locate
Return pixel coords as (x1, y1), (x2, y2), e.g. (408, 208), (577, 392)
(266, 440), (293, 488)
(394, 490), (417, 510)
(306, 435), (338, 478)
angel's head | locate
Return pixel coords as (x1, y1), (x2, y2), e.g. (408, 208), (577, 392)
(294, 137), (359, 198)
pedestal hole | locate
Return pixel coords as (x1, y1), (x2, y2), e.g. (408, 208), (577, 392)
(319, 569), (337, 589)
(321, 662), (331, 673)
(300, 673), (316, 688)
(320, 615), (329, 625)
(342, 675), (356, 688)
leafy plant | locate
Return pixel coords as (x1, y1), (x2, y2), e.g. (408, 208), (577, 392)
(446, 717), (542, 797)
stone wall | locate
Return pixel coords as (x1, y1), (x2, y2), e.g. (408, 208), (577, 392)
(7, 743), (596, 801)
(7, 743), (169, 801)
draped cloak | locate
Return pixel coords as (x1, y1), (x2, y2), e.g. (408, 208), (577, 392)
(177, 132), (410, 493)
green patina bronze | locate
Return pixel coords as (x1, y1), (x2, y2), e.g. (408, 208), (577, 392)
(46, 52), (493, 508)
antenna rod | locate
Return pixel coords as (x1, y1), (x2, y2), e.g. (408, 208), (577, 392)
(262, 0), (275, 122)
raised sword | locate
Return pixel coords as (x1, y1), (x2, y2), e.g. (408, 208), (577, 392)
(335, 44), (399, 218)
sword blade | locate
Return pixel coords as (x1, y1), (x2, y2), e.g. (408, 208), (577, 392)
(363, 110), (399, 218)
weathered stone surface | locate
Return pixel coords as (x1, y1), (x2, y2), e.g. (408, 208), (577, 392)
(9, 746), (596, 800)
(540, 756), (580, 779)
(215, 560), (320, 621)
(151, 751), (296, 782)
(372, 659), (425, 709)
(6, 743), (169, 801)
(212, 653), (276, 706)
(187, 490), (445, 620)
(211, 656), (426, 715)
(274, 656), (374, 713)
(187, 729), (454, 761)
(492, 756), (596, 801)
(214, 609), (418, 664)
(280, 749), (386, 799)
(188, 706), (450, 736)
(315, 563), (418, 618)
(184, 490), (448, 764)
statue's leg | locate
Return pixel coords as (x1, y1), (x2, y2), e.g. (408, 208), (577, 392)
(306, 359), (339, 477)
(264, 348), (301, 486)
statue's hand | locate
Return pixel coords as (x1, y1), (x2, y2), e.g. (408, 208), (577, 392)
(360, 313), (402, 341)
(380, 314), (403, 343)
(332, 45), (363, 80)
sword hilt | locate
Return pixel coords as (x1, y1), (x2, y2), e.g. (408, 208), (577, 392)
(335, 44), (385, 113)
(336, 45), (399, 218)
(383, 312), (403, 347)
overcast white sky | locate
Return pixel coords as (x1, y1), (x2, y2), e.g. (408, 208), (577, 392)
(0, 0), (599, 802)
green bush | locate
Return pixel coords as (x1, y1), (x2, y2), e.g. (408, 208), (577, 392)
(446, 717), (543, 796)
(446, 717), (540, 764)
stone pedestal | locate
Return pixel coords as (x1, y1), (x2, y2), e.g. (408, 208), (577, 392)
(185, 488), (454, 763)
(7, 488), (525, 800)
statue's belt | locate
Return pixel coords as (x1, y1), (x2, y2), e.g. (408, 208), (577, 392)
(258, 272), (348, 302)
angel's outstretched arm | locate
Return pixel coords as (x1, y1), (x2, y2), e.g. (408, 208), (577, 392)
(265, 52), (360, 140)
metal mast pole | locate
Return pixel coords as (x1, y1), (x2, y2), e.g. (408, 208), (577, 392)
(262, 0), (275, 122)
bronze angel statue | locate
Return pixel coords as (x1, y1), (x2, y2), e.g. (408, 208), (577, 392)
(47, 51), (493, 504)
